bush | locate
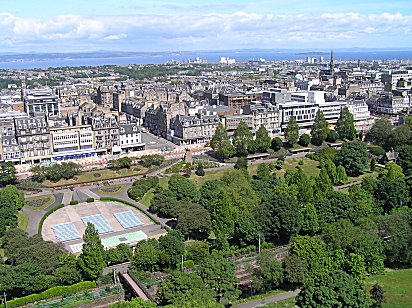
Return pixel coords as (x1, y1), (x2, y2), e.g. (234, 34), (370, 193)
(298, 134), (311, 146)
(93, 172), (101, 178)
(271, 137), (283, 151)
(326, 130), (339, 143)
(7, 281), (96, 308)
(128, 177), (159, 201)
(108, 157), (133, 169)
(195, 164), (205, 176)
(177, 260), (195, 270)
(140, 155), (164, 168)
(70, 200), (79, 205)
(86, 197), (94, 203)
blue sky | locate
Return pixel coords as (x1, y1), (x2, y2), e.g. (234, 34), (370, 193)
(1, 0), (411, 52)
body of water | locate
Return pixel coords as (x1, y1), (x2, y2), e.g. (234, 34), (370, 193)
(1, 50), (412, 69)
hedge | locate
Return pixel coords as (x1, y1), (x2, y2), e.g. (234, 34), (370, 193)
(7, 281), (96, 308)
(99, 197), (159, 225)
(38, 203), (64, 237)
(86, 197), (95, 203)
(70, 200), (79, 205)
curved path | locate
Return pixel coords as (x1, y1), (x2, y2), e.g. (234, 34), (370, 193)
(233, 290), (299, 308)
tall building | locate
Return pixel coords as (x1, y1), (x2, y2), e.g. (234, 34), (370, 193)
(24, 89), (61, 117)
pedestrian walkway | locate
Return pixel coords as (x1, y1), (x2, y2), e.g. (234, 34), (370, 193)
(233, 290), (299, 308)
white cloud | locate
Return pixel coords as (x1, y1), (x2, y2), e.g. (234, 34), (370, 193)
(0, 11), (411, 51)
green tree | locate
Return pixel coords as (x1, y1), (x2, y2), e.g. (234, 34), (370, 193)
(298, 133), (311, 146)
(199, 180), (225, 210)
(185, 241), (210, 264)
(370, 156), (377, 172)
(296, 270), (371, 308)
(149, 188), (180, 218)
(0, 162), (16, 186)
(284, 116), (299, 146)
(234, 156), (248, 170)
(197, 252), (240, 302)
(336, 165), (348, 185)
(335, 141), (368, 176)
(157, 271), (216, 306)
(0, 194), (17, 236)
(344, 253), (366, 282)
(210, 188), (236, 240)
(158, 230), (185, 269)
(233, 121), (253, 156)
(253, 251), (284, 291)
(168, 174), (200, 203)
(397, 145), (412, 176)
(131, 239), (160, 272)
(311, 110), (329, 146)
(254, 125), (271, 153)
(78, 223), (106, 280)
(315, 191), (355, 224)
(336, 107), (356, 140)
(388, 124), (411, 149)
(283, 254), (308, 287)
(368, 119), (393, 149)
(176, 204), (212, 240)
(54, 254), (82, 285)
(300, 203), (319, 235)
(210, 122), (234, 160)
(271, 137), (283, 151)
(195, 163), (205, 176)
(326, 129), (339, 142)
(233, 211), (260, 246)
(111, 298), (157, 308)
(109, 157), (133, 169)
(376, 162), (409, 212)
(105, 243), (133, 265)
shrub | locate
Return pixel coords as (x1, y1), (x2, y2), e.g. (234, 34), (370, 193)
(326, 130), (339, 143)
(140, 155), (164, 168)
(86, 197), (94, 203)
(195, 164), (205, 176)
(128, 177), (159, 201)
(93, 173), (101, 178)
(7, 281), (96, 308)
(70, 200), (79, 205)
(298, 134), (311, 146)
(368, 146), (386, 156)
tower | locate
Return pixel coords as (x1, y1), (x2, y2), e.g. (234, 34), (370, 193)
(329, 49), (334, 77)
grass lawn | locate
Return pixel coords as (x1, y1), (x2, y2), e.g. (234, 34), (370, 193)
(25, 194), (56, 210)
(18, 211), (29, 231)
(97, 184), (126, 195)
(189, 169), (228, 187)
(140, 188), (154, 207)
(233, 289), (288, 305)
(43, 167), (147, 187)
(365, 268), (412, 308)
(274, 157), (320, 179)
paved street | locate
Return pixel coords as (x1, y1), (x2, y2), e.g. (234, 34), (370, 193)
(233, 290), (299, 308)
(141, 131), (176, 150)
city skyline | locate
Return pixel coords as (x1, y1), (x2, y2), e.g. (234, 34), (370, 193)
(1, 1), (412, 52)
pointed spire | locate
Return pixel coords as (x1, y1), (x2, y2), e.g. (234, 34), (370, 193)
(330, 49), (334, 76)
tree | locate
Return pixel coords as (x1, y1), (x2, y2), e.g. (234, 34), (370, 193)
(141, 154), (164, 167)
(234, 156), (248, 170)
(368, 119), (393, 149)
(185, 241), (210, 264)
(78, 223), (106, 280)
(370, 157), (377, 172)
(315, 191), (355, 224)
(349, 186), (375, 220)
(149, 188), (180, 218)
(54, 254), (82, 285)
(311, 110), (329, 146)
(389, 124), (411, 149)
(109, 157), (132, 169)
(271, 137), (283, 151)
(168, 174), (200, 203)
(197, 252), (240, 302)
(336, 106), (356, 140)
(157, 271), (217, 306)
(376, 162), (409, 212)
(233, 121), (253, 156)
(0, 162), (16, 186)
(105, 243), (132, 265)
(326, 129), (339, 142)
(254, 125), (271, 153)
(210, 189), (236, 241)
(199, 180), (225, 210)
(158, 230), (185, 269)
(298, 133), (311, 146)
(300, 203), (319, 235)
(370, 284), (385, 307)
(176, 204), (212, 240)
(210, 122), (234, 160)
(396, 145), (412, 176)
(111, 298), (157, 308)
(296, 270), (371, 308)
(253, 251), (284, 291)
(283, 254), (308, 287)
(284, 116), (299, 146)
(195, 163), (205, 176)
(335, 141), (368, 176)
(131, 239), (160, 272)
(233, 211), (260, 246)
(0, 194), (17, 236)
(336, 165), (348, 185)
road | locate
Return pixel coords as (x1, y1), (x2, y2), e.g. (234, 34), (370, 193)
(233, 290), (300, 308)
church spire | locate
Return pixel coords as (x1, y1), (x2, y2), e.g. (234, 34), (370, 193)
(330, 49), (334, 76)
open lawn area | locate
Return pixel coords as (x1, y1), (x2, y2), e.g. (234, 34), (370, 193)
(43, 167), (147, 187)
(275, 157), (320, 178)
(365, 268), (412, 308)
(139, 177), (169, 207)
(265, 297), (296, 307)
(18, 211), (29, 231)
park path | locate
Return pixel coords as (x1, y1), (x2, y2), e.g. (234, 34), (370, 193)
(233, 290), (299, 308)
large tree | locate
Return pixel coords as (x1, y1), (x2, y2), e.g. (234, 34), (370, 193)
(210, 122), (234, 160)
(296, 270), (371, 308)
(254, 125), (271, 153)
(396, 145), (412, 176)
(253, 251), (284, 291)
(131, 239), (160, 272)
(368, 118), (393, 149)
(335, 141), (368, 176)
(176, 203), (212, 240)
(311, 110), (329, 146)
(168, 174), (200, 203)
(232, 121), (253, 156)
(0, 162), (16, 186)
(284, 116), (299, 146)
(78, 223), (106, 280)
(158, 230), (185, 269)
(335, 106), (356, 140)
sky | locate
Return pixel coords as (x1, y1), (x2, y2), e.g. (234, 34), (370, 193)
(0, 0), (411, 53)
